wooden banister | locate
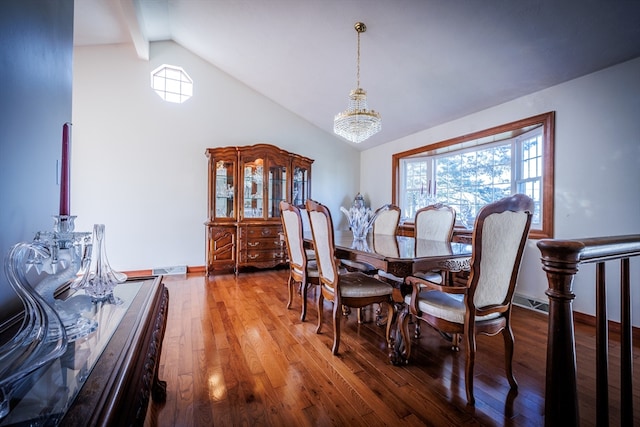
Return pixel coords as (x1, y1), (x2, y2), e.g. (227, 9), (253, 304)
(538, 235), (640, 426)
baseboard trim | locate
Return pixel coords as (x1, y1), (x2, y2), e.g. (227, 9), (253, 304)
(573, 311), (640, 343)
(123, 265), (205, 279)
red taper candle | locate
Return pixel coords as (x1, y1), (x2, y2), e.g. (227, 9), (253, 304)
(59, 122), (71, 216)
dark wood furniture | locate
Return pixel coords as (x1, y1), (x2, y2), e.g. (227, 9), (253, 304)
(401, 194), (534, 404)
(205, 144), (313, 275)
(311, 231), (472, 283)
(303, 228), (473, 363)
(306, 199), (394, 355)
(538, 235), (640, 427)
(279, 201), (319, 322)
(0, 276), (168, 426)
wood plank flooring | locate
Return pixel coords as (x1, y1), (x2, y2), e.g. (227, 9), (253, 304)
(144, 271), (639, 426)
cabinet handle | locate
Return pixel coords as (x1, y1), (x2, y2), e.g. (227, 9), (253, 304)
(248, 254), (259, 259)
(248, 242), (259, 247)
(261, 230), (272, 236)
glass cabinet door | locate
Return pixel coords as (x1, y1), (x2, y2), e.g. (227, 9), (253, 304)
(242, 158), (264, 219)
(214, 160), (235, 219)
(292, 164), (310, 207)
(268, 161), (287, 218)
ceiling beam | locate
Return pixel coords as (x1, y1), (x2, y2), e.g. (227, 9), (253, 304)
(118, 0), (148, 60)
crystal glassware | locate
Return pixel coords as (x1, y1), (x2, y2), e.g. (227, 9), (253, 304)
(0, 242), (68, 420)
(340, 193), (385, 240)
(73, 224), (127, 304)
(32, 215), (96, 342)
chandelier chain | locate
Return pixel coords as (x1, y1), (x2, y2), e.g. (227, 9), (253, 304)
(356, 26), (361, 88)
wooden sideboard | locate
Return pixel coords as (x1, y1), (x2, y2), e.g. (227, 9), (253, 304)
(398, 223), (473, 244)
(205, 144), (313, 274)
(0, 276), (168, 427)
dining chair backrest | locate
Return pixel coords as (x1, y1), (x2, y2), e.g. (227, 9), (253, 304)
(280, 201), (306, 276)
(372, 234), (399, 258)
(299, 207), (312, 233)
(372, 204), (401, 236)
(467, 194), (534, 310)
(305, 199), (338, 286)
(414, 204), (456, 242)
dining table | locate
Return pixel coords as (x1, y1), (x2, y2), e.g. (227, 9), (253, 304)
(303, 230), (473, 364)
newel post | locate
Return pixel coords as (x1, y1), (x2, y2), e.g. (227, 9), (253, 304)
(537, 239), (585, 427)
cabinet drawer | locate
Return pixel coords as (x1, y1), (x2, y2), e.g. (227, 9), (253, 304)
(240, 249), (286, 263)
(241, 237), (283, 251)
(240, 225), (282, 239)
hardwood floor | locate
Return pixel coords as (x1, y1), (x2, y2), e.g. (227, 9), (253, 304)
(144, 271), (639, 426)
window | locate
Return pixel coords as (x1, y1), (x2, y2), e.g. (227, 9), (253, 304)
(393, 112), (554, 239)
(150, 64), (193, 103)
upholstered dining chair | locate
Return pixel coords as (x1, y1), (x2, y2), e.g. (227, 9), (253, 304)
(372, 204), (401, 235)
(280, 201), (319, 321)
(377, 204), (456, 288)
(305, 199), (394, 355)
(412, 204), (457, 282)
(414, 203), (456, 241)
(399, 194), (534, 405)
(299, 207), (316, 261)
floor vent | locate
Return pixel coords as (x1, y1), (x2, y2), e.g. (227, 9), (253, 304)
(152, 265), (187, 275)
(513, 295), (549, 314)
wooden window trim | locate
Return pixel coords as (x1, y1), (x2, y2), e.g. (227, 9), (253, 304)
(392, 111), (555, 240)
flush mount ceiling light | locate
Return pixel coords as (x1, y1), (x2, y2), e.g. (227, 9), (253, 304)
(333, 22), (382, 144)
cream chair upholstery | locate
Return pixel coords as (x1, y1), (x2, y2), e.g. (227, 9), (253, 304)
(280, 201), (319, 321)
(412, 204), (457, 284)
(414, 204), (456, 241)
(299, 207), (316, 261)
(306, 199), (394, 355)
(372, 204), (401, 235)
(400, 194), (534, 405)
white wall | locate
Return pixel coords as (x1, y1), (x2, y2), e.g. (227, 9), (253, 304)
(72, 41), (360, 272)
(361, 57), (640, 324)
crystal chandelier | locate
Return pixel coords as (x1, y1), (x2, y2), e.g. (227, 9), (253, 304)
(334, 22), (381, 144)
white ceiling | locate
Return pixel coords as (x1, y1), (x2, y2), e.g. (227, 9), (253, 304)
(74, 0), (640, 151)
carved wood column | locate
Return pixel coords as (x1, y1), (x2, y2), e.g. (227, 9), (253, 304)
(537, 239), (584, 427)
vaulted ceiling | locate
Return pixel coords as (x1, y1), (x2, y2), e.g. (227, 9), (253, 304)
(74, 0), (640, 150)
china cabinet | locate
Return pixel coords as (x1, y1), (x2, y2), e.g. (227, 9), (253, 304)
(205, 144), (313, 274)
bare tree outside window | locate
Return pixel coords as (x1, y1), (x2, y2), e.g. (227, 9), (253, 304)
(393, 112), (554, 239)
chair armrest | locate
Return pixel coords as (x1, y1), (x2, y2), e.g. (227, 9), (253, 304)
(405, 275), (467, 294)
(405, 275), (468, 317)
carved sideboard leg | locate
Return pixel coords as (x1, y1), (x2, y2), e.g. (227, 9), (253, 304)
(152, 377), (168, 402)
(152, 286), (169, 403)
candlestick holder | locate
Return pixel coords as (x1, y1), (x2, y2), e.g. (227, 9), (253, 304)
(72, 224), (127, 304)
(30, 215), (97, 342)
